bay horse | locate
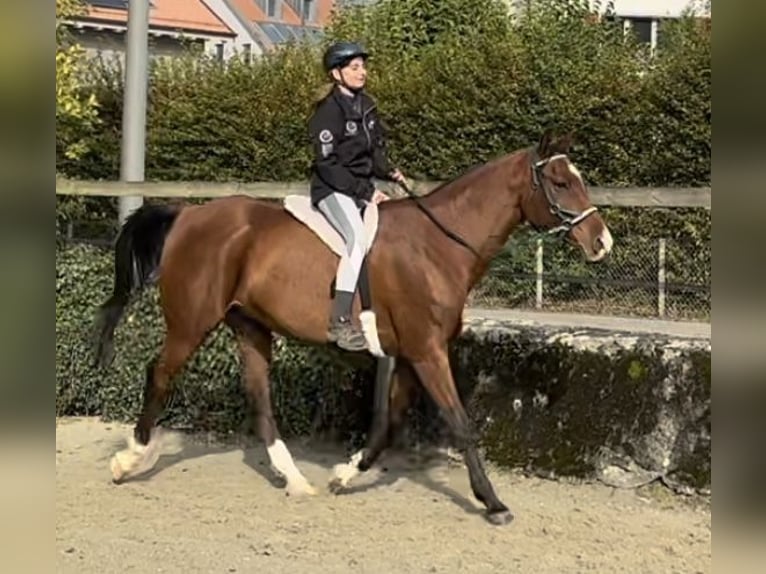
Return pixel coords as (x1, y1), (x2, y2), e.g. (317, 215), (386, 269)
(93, 130), (613, 526)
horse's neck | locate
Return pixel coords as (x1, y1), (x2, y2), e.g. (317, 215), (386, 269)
(421, 153), (527, 266)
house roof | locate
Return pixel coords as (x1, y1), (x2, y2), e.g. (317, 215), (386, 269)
(81, 0), (235, 37)
(226, 0), (326, 48)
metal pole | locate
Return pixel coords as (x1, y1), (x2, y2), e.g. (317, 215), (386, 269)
(118, 0), (151, 224)
(657, 238), (666, 317)
(535, 238), (544, 309)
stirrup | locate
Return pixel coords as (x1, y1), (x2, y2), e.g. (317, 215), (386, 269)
(328, 318), (368, 351)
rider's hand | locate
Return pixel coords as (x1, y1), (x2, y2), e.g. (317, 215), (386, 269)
(372, 189), (390, 204)
(389, 169), (406, 185)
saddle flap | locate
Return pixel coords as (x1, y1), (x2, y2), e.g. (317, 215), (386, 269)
(283, 195), (379, 257)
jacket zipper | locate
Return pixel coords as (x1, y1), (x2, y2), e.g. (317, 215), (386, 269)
(362, 103), (376, 151)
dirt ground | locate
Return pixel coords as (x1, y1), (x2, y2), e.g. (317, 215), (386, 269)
(56, 417), (711, 574)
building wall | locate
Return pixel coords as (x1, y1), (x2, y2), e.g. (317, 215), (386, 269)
(603, 0), (710, 18)
(203, 0), (266, 59)
(509, 0), (710, 18)
(509, 0), (710, 51)
(72, 27), (211, 63)
(603, 0), (710, 51)
(67, 0), (253, 63)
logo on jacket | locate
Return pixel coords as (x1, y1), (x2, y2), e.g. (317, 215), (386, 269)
(345, 121), (358, 136)
(319, 129), (333, 143)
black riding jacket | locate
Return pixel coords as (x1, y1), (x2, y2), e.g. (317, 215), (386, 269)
(308, 86), (395, 206)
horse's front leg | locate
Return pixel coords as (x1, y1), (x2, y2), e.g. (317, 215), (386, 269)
(410, 344), (514, 526)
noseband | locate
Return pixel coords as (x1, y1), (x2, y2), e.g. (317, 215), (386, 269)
(531, 152), (599, 237)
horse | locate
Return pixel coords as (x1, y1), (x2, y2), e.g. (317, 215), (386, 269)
(93, 130), (613, 526)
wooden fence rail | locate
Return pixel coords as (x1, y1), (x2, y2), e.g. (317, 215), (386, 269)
(55, 178), (712, 209)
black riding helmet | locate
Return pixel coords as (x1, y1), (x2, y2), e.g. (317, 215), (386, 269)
(323, 41), (370, 72)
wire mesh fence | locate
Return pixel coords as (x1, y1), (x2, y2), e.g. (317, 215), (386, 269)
(56, 196), (711, 323)
(469, 233), (710, 321)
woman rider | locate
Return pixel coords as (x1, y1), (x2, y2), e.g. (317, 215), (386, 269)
(308, 41), (406, 352)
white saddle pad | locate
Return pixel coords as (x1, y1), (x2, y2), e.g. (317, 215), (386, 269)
(283, 195), (380, 257)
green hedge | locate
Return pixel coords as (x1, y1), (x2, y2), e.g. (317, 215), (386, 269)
(55, 0), (711, 313)
(56, 0), (710, 187)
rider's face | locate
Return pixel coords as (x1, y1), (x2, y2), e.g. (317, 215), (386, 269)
(333, 57), (367, 90)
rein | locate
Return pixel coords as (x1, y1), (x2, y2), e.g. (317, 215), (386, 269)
(397, 181), (483, 259)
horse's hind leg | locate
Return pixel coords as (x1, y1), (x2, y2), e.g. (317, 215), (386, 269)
(227, 309), (317, 496)
(110, 330), (204, 483)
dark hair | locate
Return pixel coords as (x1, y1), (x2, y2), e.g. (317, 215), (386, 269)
(313, 82), (334, 106)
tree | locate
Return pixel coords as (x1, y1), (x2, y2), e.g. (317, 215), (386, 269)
(56, 0), (100, 163)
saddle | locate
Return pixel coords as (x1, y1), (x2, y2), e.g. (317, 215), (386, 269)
(283, 195), (380, 257)
(282, 194), (385, 358)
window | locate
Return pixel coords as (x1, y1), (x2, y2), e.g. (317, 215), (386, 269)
(302, 0), (317, 23)
(215, 42), (224, 62)
(627, 17), (653, 46)
(281, 0), (315, 22)
(242, 43), (252, 63)
(257, 0), (281, 19)
(87, 0), (128, 9)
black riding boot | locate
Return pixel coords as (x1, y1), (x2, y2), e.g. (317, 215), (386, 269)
(327, 291), (368, 352)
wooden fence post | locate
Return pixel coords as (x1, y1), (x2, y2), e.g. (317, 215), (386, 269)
(658, 238), (666, 317)
(536, 238), (544, 309)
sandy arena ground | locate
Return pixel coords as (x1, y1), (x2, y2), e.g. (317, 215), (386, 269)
(56, 417), (710, 573)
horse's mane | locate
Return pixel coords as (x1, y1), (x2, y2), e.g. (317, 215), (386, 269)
(421, 150), (526, 198)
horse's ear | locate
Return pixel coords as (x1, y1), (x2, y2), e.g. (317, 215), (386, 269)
(537, 128), (555, 158)
(553, 131), (575, 154)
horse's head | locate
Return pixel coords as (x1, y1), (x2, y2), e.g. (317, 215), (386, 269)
(521, 130), (613, 262)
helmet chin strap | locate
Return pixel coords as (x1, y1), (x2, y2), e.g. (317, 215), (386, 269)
(334, 67), (363, 94)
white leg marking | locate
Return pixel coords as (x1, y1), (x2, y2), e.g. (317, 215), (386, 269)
(331, 450), (364, 489)
(110, 428), (163, 482)
(359, 310), (385, 357)
(267, 439), (317, 496)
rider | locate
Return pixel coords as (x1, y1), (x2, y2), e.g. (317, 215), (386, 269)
(309, 41), (406, 352)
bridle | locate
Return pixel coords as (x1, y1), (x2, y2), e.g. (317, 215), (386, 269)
(395, 150), (599, 258)
(530, 151), (599, 238)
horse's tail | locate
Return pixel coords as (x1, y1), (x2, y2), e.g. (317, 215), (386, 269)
(92, 202), (182, 369)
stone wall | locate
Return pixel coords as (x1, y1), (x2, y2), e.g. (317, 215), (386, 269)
(445, 317), (711, 493)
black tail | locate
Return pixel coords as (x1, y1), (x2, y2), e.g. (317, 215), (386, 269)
(92, 202), (182, 369)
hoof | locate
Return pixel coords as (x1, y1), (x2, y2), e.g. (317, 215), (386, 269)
(328, 477), (347, 495)
(108, 431), (162, 484)
(285, 480), (318, 497)
(329, 452), (363, 494)
(486, 509), (514, 526)
(109, 455), (125, 484)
